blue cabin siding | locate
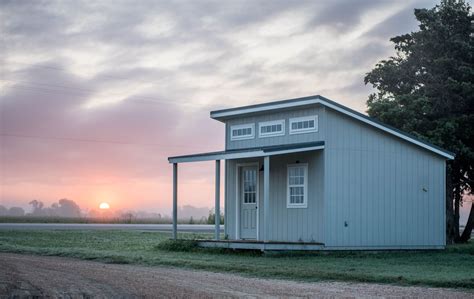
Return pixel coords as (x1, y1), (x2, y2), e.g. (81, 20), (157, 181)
(224, 151), (324, 243)
(225, 107), (325, 150)
(222, 103), (446, 249)
(323, 109), (446, 249)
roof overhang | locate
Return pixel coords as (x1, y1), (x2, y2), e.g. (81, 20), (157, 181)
(210, 95), (320, 121)
(168, 141), (324, 163)
(210, 95), (455, 160)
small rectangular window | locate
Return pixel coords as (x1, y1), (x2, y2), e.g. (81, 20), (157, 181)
(258, 120), (285, 138)
(230, 123), (255, 141)
(289, 115), (318, 134)
(287, 164), (308, 208)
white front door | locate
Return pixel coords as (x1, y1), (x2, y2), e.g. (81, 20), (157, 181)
(240, 166), (258, 239)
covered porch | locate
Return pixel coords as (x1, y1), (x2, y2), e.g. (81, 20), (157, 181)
(167, 141), (325, 249)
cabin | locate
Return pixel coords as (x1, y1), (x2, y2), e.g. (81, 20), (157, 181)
(168, 95), (454, 250)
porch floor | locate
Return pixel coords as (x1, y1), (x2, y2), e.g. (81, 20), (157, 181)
(196, 239), (325, 251)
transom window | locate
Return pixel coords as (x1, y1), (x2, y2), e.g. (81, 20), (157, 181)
(259, 120), (285, 137)
(287, 164), (308, 208)
(230, 124), (255, 140)
(289, 115), (318, 134)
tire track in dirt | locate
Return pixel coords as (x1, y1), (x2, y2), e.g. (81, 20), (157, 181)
(0, 253), (472, 298)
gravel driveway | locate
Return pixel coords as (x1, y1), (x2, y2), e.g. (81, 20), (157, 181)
(0, 253), (472, 298)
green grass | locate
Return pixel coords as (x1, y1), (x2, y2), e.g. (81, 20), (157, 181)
(0, 230), (473, 289)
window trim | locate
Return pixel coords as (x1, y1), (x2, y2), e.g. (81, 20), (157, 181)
(287, 163), (308, 208)
(230, 123), (255, 141)
(258, 119), (285, 138)
(289, 115), (318, 135)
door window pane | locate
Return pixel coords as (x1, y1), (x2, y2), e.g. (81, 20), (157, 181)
(243, 169), (257, 204)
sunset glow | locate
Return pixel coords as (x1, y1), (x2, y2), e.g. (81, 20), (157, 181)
(99, 202), (110, 210)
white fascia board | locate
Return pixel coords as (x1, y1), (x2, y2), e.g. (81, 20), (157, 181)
(211, 99), (319, 119)
(168, 146), (325, 163)
(169, 150), (264, 163)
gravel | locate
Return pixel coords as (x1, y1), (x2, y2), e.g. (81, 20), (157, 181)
(0, 253), (472, 298)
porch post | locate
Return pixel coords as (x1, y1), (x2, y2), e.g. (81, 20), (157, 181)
(263, 156), (270, 242)
(172, 163), (178, 240)
(215, 160), (221, 240)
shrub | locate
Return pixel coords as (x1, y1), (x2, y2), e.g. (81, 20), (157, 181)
(155, 239), (198, 252)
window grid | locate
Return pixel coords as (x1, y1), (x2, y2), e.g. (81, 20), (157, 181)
(259, 120), (285, 137)
(230, 124), (254, 140)
(243, 169), (257, 204)
(233, 127), (252, 137)
(289, 116), (318, 134)
(287, 164), (308, 208)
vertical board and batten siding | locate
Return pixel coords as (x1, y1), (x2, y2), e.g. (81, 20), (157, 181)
(267, 151), (324, 242)
(225, 151), (325, 243)
(323, 109), (446, 249)
(225, 106), (325, 150)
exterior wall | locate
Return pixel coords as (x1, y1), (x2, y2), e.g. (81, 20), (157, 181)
(225, 157), (263, 240)
(225, 151), (324, 243)
(225, 106), (325, 150)
(323, 109), (446, 249)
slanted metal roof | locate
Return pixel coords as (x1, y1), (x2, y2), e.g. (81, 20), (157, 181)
(168, 141), (324, 163)
(210, 95), (454, 160)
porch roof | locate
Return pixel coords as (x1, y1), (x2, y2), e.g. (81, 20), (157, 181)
(168, 141), (324, 163)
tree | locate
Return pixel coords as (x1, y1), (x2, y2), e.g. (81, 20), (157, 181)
(0, 205), (7, 216)
(29, 200), (46, 216)
(207, 209), (224, 225)
(364, 0), (473, 243)
(8, 207), (25, 217)
(54, 198), (81, 218)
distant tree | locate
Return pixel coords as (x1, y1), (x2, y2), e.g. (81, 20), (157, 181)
(8, 207), (25, 216)
(189, 216), (195, 224)
(0, 205), (7, 216)
(121, 212), (135, 224)
(29, 200), (46, 216)
(54, 198), (81, 218)
(207, 209), (224, 225)
(28, 198), (82, 218)
(364, 0), (473, 243)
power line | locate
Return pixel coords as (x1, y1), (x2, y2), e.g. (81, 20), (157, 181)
(1, 79), (209, 108)
(5, 60), (164, 86)
(0, 133), (220, 151)
(3, 61), (193, 108)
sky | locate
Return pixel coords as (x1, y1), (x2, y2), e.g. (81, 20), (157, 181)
(0, 0), (471, 220)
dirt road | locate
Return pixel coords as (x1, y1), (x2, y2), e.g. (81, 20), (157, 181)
(0, 253), (472, 298)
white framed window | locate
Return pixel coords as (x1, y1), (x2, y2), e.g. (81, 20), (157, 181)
(258, 119), (285, 138)
(287, 163), (308, 208)
(230, 123), (255, 141)
(289, 115), (318, 134)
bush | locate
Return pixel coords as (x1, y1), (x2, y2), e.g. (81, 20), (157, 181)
(155, 239), (198, 252)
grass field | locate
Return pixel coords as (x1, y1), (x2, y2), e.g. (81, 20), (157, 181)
(0, 216), (209, 224)
(0, 230), (473, 289)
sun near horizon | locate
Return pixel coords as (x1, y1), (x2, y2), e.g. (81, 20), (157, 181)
(99, 202), (110, 210)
